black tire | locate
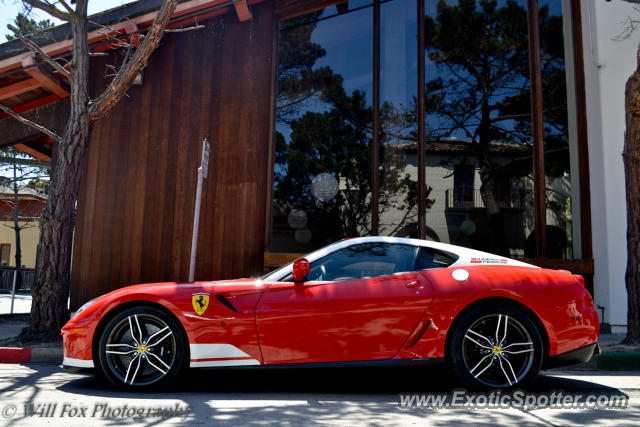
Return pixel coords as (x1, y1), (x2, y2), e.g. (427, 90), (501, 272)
(97, 306), (187, 389)
(448, 304), (543, 390)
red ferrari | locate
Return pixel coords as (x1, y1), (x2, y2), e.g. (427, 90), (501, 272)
(62, 237), (599, 389)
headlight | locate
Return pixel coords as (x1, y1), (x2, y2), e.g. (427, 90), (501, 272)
(74, 296), (101, 316)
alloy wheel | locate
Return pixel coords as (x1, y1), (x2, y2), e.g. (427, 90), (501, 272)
(103, 313), (177, 386)
(461, 313), (535, 388)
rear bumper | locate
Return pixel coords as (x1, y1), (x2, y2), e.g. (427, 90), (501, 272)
(543, 342), (599, 370)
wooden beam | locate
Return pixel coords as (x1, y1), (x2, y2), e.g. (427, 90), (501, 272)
(0, 156), (50, 168)
(277, 0), (340, 20)
(570, 0), (593, 262)
(33, 135), (54, 145)
(371, 0), (380, 235)
(0, 0), (266, 75)
(527, 0), (547, 257)
(234, 0), (252, 21)
(14, 142), (52, 161)
(0, 94), (60, 119)
(124, 22), (142, 47)
(417, 0), (426, 239)
(0, 78), (41, 101)
(22, 56), (69, 98)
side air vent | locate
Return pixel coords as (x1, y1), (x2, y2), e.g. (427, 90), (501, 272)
(216, 294), (238, 312)
(407, 321), (432, 348)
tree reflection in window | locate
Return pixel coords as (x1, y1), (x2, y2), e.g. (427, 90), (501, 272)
(423, 0), (572, 258)
(272, 2), (429, 253)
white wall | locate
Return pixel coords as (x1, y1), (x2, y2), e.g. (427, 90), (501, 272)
(582, 0), (639, 331)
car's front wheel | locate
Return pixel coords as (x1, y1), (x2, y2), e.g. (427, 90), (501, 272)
(97, 306), (187, 389)
(449, 304), (543, 389)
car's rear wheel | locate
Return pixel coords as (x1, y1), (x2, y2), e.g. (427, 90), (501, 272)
(97, 306), (187, 389)
(449, 304), (543, 389)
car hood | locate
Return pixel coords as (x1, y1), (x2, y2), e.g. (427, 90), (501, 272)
(68, 278), (273, 326)
(118, 278), (272, 294)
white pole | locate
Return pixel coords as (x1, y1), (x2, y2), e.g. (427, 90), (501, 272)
(9, 269), (17, 315)
(188, 138), (210, 282)
(189, 167), (205, 282)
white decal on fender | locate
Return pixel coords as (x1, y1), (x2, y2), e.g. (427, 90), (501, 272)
(189, 343), (260, 367)
(189, 343), (252, 359)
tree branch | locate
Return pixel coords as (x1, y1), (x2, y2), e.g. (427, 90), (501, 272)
(0, 103), (62, 142)
(22, 0), (73, 21)
(7, 25), (71, 79)
(57, 0), (75, 15)
(89, 0), (178, 120)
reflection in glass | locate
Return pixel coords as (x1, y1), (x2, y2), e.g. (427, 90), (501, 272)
(272, 2), (374, 253)
(307, 243), (419, 280)
(423, 0), (535, 257)
(538, 0), (574, 259)
(378, 0), (427, 237)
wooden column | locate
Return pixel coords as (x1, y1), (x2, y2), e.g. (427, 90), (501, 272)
(371, 0), (380, 235)
(527, 0), (547, 257)
(417, 0), (426, 240)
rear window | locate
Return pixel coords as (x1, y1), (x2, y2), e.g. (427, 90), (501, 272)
(415, 247), (458, 270)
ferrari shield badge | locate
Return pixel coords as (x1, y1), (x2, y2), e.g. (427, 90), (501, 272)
(192, 293), (210, 315)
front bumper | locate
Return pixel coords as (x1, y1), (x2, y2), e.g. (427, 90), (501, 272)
(543, 342), (600, 370)
(62, 357), (95, 373)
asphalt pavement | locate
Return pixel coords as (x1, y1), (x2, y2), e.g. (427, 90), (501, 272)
(0, 363), (637, 426)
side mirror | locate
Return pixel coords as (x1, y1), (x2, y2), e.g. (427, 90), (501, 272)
(292, 258), (310, 282)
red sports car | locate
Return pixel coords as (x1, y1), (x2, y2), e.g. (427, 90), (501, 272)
(62, 237), (599, 389)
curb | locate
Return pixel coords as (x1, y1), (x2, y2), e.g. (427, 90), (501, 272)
(596, 352), (640, 371)
(0, 346), (62, 364)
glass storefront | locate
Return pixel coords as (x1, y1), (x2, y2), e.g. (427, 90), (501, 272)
(423, 0), (535, 258)
(271, 1), (374, 253)
(271, 0), (580, 260)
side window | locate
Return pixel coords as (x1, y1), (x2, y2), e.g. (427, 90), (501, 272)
(305, 243), (418, 281)
(415, 247), (458, 270)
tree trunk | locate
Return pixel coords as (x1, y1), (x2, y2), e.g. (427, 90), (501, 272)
(623, 44), (640, 345)
(20, 16), (90, 342)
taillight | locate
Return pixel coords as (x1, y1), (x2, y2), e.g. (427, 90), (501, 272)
(573, 274), (585, 287)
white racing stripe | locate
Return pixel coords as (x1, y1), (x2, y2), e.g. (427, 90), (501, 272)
(189, 343), (260, 368)
(189, 343), (252, 359)
(190, 359), (260, 368)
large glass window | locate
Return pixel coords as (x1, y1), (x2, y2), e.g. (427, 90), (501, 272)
(378, 0), (420, 237)
(271, 0), (582, 262)
(272, 1), (374, 253)
(423, 0), (534, 258)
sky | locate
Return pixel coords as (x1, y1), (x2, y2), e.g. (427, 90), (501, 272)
(0, 0), (138, 41)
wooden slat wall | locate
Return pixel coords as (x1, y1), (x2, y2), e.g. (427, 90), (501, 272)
(71, 1), (275, 308)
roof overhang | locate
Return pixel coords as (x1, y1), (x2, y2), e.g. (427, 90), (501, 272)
(0, 0), (264, 158)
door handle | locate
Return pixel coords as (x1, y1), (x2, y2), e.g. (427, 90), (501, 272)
(406, 281), (421, 289)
